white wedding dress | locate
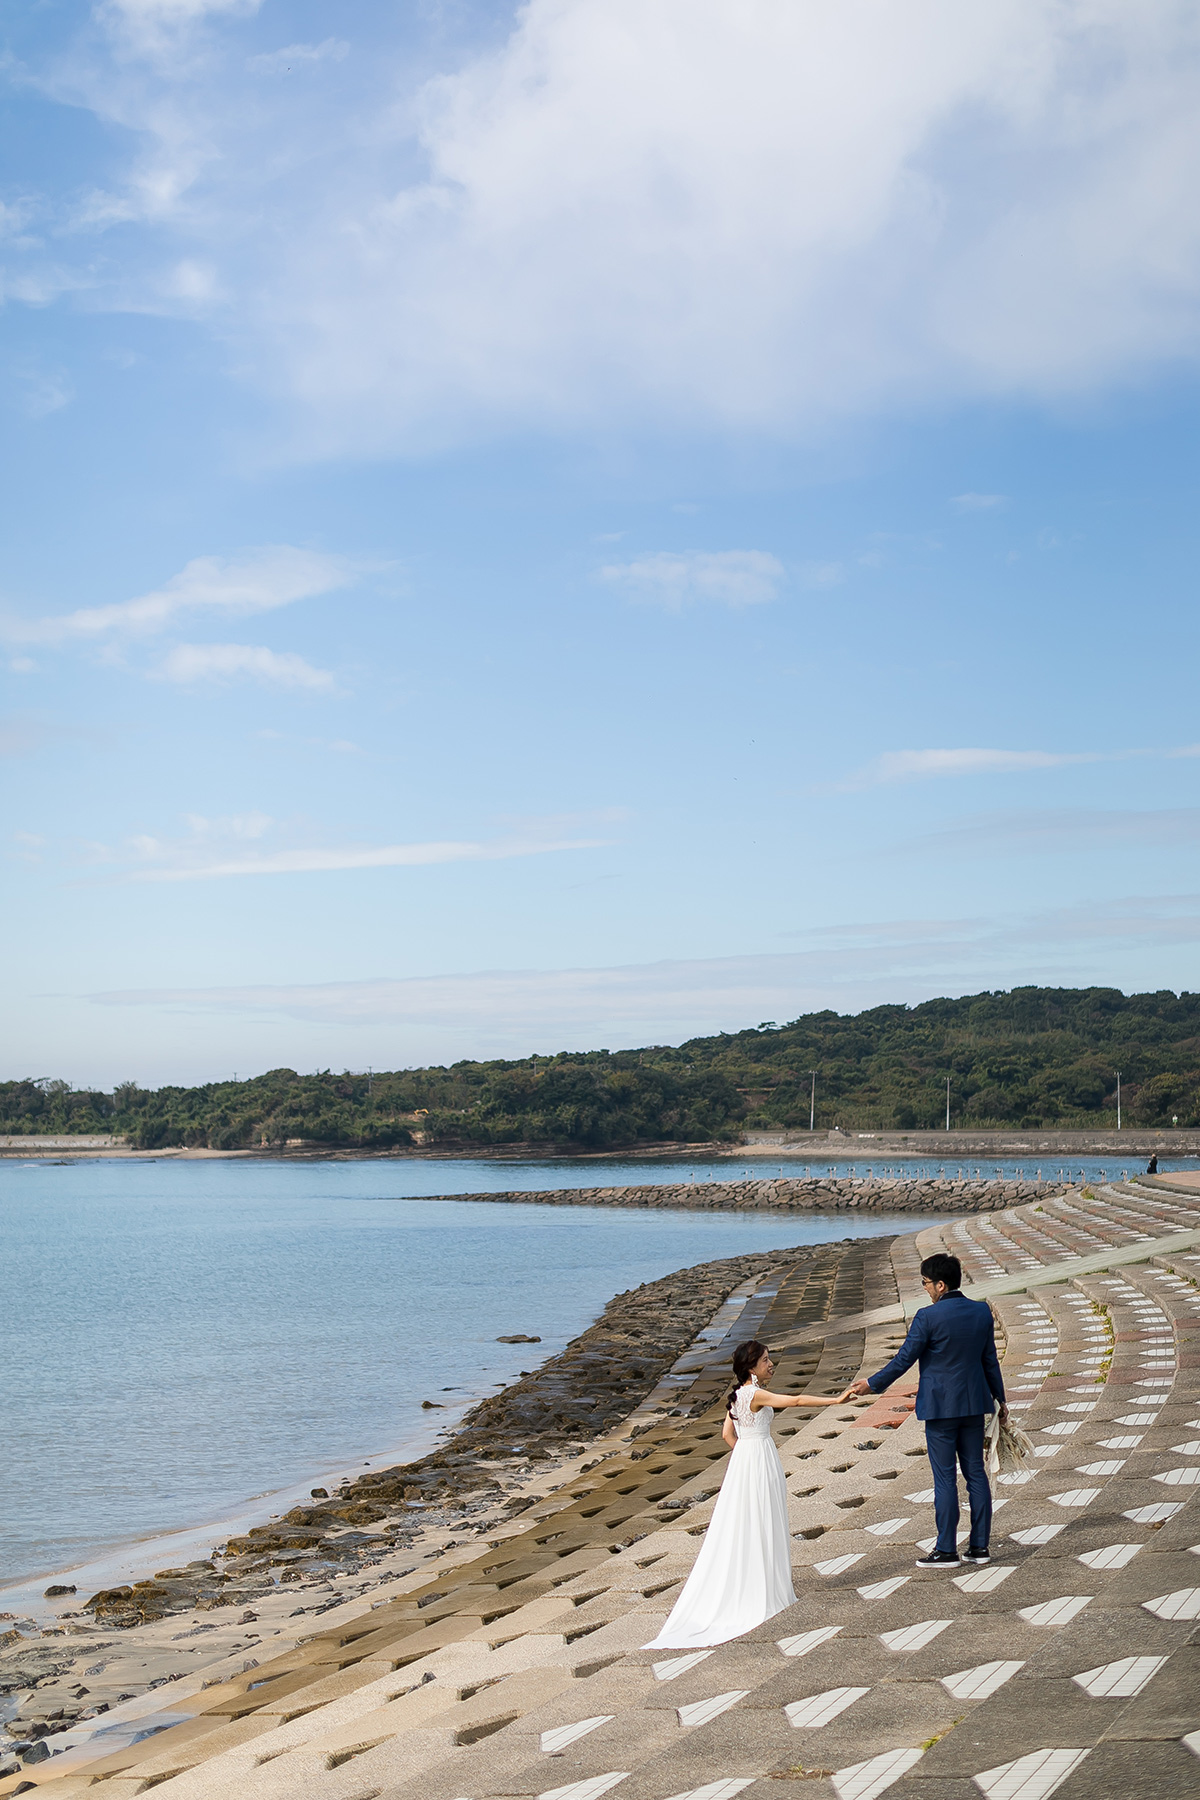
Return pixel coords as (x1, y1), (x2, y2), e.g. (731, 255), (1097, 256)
(643, 1376), (796, 1649)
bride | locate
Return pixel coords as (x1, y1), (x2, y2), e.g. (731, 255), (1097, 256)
(644, 1339), (847, 1650)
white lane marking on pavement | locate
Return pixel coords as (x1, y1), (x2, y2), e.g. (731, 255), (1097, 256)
(1154, 1466), (1200, 1486)
(973, 1747), (1090, 1800)
(1097, 1435), (1142, 1449)
(858, 1576), (910, 1600)
(1143, 1587), (1200, 1621)
(676, 1692), (748, 1728)
(1009, 1524), (1066, 1545)
(831, 1747), (924, 1800)
(541, 1717), (614, 1753)
(941, 1659), (1024, 1700)
(539, 1776), (630, 1800)
(1072, 1655), (1168, 1697)
(1075, 1461), (1125, 1475)
(777, 1626), (842, 1657)
(653, 1651), (714, 1682)
(1047, 1488), (1100, 1507)
(1125, 1502), (1185, 1523)
(1018, 1595), (1092, 1626)
(661, 1782), (756, 1800)
(813, 1553), (864, 1576)
(904, 1489), (936, 1503)
(866, 1517), (911, 1536)
(1077, 1542), (1142, 1570)
(879, 1619), (951, 1652)
(785, 1687), (870, 1728)
(1170, 1440), (1200, 1454)
(954, 1565), (1015, 1593)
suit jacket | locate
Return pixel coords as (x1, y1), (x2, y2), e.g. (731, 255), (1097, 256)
(867, 1290), (1005, 1420)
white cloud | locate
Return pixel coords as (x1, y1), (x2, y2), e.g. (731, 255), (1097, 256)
(248, 39), (349, 74)
(798, 561), (844, 589)
(2, 546), (354, 646)
(919, 807), (1200, 853)
(130, 832), (611, 881)
(158, 642), (335, 689)
(600, 550), (783, 609)
(86, 893), (1200, 1056)
(846, 741), (1200, 788)
(105, 0), (253, 16)
(99, 0), (258, 45)
(951, 493), (1008, 511)
(181, 809), (273, 839)
(34, 0), (1200, 453)
(0, 718), (54, 755)
(11, 360), (74, 419)
(85, 808), (618, 881)
(869, 747), (1096, 783)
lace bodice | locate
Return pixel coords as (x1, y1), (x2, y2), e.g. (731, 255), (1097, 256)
(732, 1377), (774, 1437)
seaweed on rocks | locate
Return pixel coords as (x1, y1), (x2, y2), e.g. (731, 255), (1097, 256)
(318, 1244), (825, 1514)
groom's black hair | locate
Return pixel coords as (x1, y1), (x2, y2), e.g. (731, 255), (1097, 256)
(920, 1252), (962, 1290)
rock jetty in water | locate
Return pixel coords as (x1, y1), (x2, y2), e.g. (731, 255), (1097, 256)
(432, 1174), (1058, 1212)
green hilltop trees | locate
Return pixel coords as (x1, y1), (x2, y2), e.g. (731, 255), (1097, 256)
(5, 986), (1200, 1150)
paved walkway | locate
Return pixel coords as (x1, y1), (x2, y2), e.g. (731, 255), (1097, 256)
(8, 1180), (1200, 1800)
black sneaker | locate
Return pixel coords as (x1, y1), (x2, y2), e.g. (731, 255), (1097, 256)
(915, 1549), (961, 1568)
(961, 1547), (990, 1565)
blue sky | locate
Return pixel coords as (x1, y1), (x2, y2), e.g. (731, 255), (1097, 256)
(4, 0), (1200, 1087)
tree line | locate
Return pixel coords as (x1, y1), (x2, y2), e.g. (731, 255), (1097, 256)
(5, 985), (1200, 1150)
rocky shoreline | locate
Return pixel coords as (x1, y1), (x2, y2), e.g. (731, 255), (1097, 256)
(427, 1175), (1062, 1212)
(0, 1240), (838, 1761)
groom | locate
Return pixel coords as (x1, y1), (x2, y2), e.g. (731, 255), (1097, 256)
(847, 1252), (1006, 1568)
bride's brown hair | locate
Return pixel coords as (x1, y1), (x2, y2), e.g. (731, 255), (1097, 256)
(728, 1339), (768, 1414)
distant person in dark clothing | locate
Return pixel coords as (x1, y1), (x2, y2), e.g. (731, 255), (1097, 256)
(848, 1252), (1005, 1567)
(1147, 1154), (1158, 1174)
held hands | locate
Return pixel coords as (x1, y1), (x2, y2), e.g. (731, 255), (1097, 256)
(846, 1378), (872, 1398)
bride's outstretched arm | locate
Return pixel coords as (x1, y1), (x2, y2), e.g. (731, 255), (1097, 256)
(750, 1388), (844, 1410)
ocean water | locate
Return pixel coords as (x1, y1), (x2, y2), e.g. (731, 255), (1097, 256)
(3, 1149), (1185, 1586)
(1, 1155), (935, 1586)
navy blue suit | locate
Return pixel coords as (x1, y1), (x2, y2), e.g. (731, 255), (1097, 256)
(867, 1290), (1005, 1555)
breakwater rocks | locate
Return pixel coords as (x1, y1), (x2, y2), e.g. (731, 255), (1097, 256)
(80, 1243), (839, 1630)
(436, 1175), (1062, 1213)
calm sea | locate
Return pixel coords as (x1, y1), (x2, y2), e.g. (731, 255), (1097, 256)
(0, 1150), (1179, 1585)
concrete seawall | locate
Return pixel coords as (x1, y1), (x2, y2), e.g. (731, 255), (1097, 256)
(430, 1175), (1061, 1212)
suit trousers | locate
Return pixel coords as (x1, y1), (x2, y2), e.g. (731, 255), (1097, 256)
(924, 1414), (991, 1554)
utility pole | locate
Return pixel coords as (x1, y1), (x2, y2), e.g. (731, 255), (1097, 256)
(808, 1070), (817, 1132)
(1115, 1071), (1121, 1131)
(946, 1076), (951, 1132)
